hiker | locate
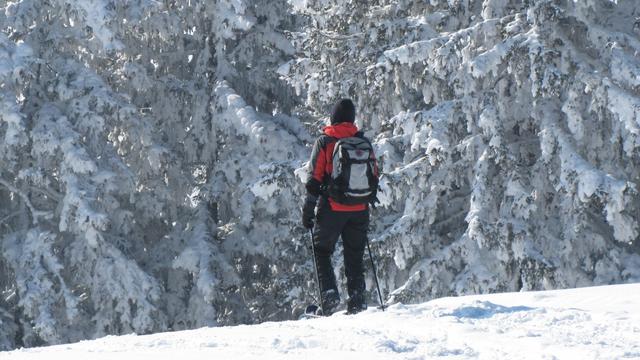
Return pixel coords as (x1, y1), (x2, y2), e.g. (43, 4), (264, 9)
(302, 98), (379, 315)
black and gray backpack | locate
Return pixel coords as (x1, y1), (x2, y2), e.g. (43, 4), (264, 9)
(328, 135), (378, 205)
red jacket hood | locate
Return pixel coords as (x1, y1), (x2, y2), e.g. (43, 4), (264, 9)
(323, 122), (359, 138)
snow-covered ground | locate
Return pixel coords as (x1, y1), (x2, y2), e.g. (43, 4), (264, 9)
(4, 283), (639, 360)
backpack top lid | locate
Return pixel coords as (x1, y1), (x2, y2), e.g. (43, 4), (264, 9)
(331, 136), (371, 162)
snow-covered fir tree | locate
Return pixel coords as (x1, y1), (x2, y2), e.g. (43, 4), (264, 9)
(280, 0), (640, 302)
(1, 0), (639, 351)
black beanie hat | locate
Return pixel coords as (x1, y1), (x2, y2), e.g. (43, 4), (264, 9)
(330, 99), (356, 124)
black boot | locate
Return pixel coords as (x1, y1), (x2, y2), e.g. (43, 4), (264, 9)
(321, 288), (340, 315)
(346, 289), (367, 315)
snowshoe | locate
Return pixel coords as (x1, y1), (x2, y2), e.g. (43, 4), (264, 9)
(305, 304), (322, 315)
(346, 303), (367, 315)
(298, 304), (323, 319)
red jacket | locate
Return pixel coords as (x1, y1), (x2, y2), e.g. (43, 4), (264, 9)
(306, 122), (378, 211)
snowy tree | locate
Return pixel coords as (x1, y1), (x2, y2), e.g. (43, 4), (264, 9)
(280, 0), (640, 304)
(0, 1), (175, 346)
(0, 0), (301, 349)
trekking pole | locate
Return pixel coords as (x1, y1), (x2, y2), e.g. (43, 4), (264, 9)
(309, 228), (325, 315)
(366, 237), (385, 311)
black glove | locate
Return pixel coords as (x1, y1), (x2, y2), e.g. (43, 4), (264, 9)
(302, 195), (318, 229)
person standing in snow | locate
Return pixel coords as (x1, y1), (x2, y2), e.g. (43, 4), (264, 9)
(302, 99), (379, 315)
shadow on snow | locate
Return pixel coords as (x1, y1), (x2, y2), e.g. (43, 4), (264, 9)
(445, 301), (535, 319)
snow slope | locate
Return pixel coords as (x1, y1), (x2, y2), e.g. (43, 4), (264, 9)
(4, 283), (639, 360)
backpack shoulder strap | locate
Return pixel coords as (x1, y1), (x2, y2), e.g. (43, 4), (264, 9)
(318, 134), (338, 149)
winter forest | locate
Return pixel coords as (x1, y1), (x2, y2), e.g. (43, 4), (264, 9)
(1, 0), (639, 350)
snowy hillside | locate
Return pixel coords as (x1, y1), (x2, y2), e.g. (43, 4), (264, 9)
(4, 283), (639, 360)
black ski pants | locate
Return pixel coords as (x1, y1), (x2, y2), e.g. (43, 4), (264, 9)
(313, 197), (368, 304)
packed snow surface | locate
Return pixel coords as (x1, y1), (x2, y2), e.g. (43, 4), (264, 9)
(4, 283), (639, 360)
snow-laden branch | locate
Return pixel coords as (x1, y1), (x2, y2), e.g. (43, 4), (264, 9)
(0, 178), (51, 224)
